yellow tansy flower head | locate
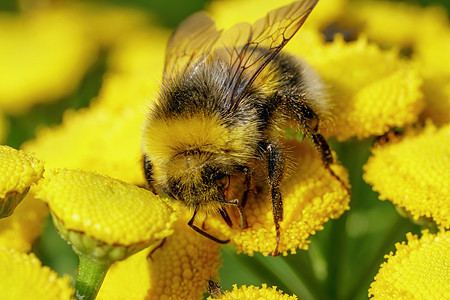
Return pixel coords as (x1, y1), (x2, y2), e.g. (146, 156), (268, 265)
(207, 283), (298, 300)
(34, 169), (176, 262)
(364, 123), (450, 229)
(0, 145), (44, 217)
(369, 230), (450, 299)
(22, 102), (147, 185)
(98, 203), (222, 300)
(0, 246), (74, 299)
(205, 139), (350, 256)
(0, 7), (96, 114)
(297, 36), (423, 140)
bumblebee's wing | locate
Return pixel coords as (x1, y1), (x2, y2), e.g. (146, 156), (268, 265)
(163, 12), (222, 82)
(218, 0), (318, 112)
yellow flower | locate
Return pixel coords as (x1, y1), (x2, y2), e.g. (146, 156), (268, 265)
(345, 1), (448, 49)
(343, 0), (450, 125)
(207, 283), (298, 300)
(22, 103), (147, 185)
(0, 246), (74, 299)
(205, 139), (350, 256)
(364, 123), (449, 229)
(98, 203), (222, 300)
(0, 145), (44, 217)
(208, 0), (347, 31)
(35, 168), (175, 248)
(0, 192), (47, 252)
(0, 7), (96, 114)
(369, 230), (450, 299)
(415, 22), (450, 125)
(0, 145), (44, 198)
(300, 36), (423, 140)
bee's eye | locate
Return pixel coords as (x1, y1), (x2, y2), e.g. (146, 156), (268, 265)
(215, 174), (230, 190)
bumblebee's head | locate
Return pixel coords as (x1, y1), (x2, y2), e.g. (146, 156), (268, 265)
(163, 151), (231, 211)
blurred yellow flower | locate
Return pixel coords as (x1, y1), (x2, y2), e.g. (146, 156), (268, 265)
(207, 283), (298, 300)
(34, 169), (176, 261)
(345, 1), (448, 49)
(364, 123), (449, 229)
(0, 246), (74, 299)
(98, 203), (222, 300)
(208, 0), (347, 31)
(0, 0), (167, 116)
(0, 145), (44, 217)
(205, 139), (349, 256)
(0, 193), (48, 252)
(369, 230), (450, 299)
(0, 8), (96, 114)
(343, 0), (450, 125)
(22, 103), (147, 185)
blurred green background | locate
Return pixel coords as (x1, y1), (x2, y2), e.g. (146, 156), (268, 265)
(1, 0), (448, 299)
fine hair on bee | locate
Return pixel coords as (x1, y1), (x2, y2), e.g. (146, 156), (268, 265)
(142, 0), (348, 256)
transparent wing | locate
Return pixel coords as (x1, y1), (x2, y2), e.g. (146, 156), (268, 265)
(163, 12), (222, 82)
(217, 0), (318, 112)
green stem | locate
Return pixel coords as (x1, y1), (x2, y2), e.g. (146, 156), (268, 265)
(280, 250), (327, 300)
(343, 216), (417, 300)
(74, 254), (111, 300)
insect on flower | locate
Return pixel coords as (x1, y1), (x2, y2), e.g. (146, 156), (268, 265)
(142, 0), (345, 256)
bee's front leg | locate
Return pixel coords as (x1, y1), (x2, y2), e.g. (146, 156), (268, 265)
(262, 142), (286, 257)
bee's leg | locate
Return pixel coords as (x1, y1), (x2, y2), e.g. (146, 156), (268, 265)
(188, 206), (230, 244)
(263, 142), (286, 257)
(241, 168), (252, 208)
(216, 198), (248, 229)
(142, 155), (157, 194)
(147, 237), (166, 260)
(283, 93), (350, 193)
(281, 93), (333, 165)
(218, 207), (233, 227)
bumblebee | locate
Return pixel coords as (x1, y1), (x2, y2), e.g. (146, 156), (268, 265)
(142, 0), (338, 256)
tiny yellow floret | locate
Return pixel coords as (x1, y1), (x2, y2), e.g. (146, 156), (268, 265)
(207, 283), (298, 300)
(34, 169), (176, 246)
(0, 246), (74, 299)
(369, 230), (450, 299)
(364, 123), (450, 229)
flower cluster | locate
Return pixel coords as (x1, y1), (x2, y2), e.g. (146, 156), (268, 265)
(0, 0), (448, 299)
